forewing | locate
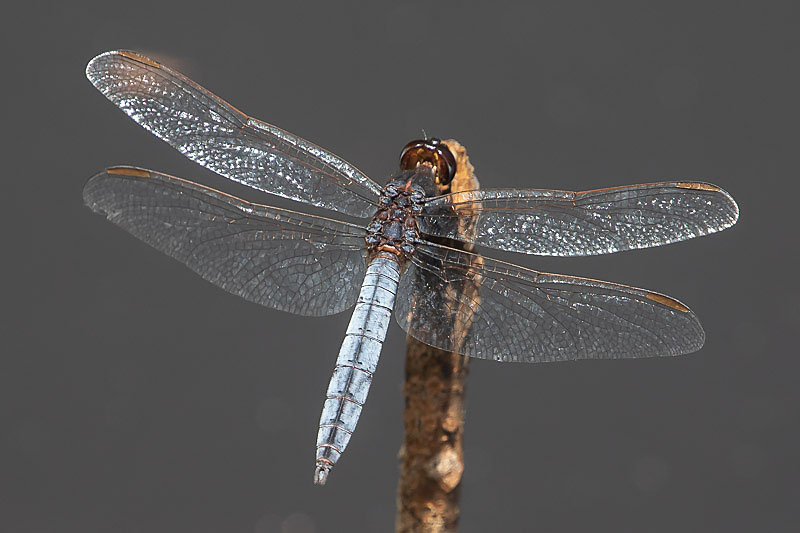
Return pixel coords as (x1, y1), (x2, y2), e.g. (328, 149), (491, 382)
(84, 167), (368, 316)
(418, 182), (739, 256)
(395, 243), (705, 362)
(86, 51), (382, 218)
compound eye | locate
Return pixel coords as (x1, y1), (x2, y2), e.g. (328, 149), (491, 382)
(399, 138), (457, 185)
(434, 140), (457, 186)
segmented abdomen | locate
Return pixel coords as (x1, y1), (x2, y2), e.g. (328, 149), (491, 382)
(314, 255), (400, 484)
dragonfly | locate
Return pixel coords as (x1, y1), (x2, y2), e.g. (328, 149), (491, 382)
(83, 50), (739, 485)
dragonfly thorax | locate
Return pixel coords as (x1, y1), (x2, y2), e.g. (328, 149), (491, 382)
(366, 171), (430, 261)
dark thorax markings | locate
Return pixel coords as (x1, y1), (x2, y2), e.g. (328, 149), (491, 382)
(365, 166), (438, 264)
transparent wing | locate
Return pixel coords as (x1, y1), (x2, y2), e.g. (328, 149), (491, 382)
(395, 243), (704, 362)
(86, 51), (383, 218)
(84, 167), (368, 316)
(418, 182), (739, 256)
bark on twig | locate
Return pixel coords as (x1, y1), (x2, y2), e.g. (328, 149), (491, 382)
(396, 141), (479, 533)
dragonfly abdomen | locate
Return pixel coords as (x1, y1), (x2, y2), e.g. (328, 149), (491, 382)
(314, 255), (400, 485)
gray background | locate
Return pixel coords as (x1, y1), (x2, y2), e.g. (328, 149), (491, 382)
(3, 1), (798, 532)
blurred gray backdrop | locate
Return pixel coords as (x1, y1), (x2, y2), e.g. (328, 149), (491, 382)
(2, 1), (798, 532)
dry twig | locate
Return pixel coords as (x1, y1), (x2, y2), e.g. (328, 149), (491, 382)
(396, 141), (480, 532)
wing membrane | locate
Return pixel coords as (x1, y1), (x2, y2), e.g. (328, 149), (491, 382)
(395, 243), (704, 362)
(86, 51), (382, 218)
(418, 182), (739, 256)
(84, 167), (368, 316)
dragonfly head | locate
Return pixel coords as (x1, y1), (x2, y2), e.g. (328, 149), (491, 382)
(399, 138), (456, 187)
